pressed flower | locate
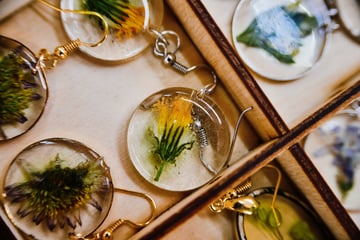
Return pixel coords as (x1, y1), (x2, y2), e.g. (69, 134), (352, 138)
(0, 52), (40, 125)
(314, 124), (360, 200)
(5, 154), (107, 231)
(330, 125), (360, 200)
(236, 0), (318, 64)
(83, 0), (146, 40)
(150, 95), (195, 181)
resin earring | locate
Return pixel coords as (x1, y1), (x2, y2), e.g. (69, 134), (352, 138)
(304, 98), (360, 213)
(235, 188), (331, 240)
(127, 87), (230, 192)
(231, 0), (335, 80)
(209, 165), (331, 239)
(0, 6), (109, 142)
(126, 43), (253, 192)
(1, 138), (156, 240)
(60, 0), (164, 61)
(0, 36), (48, 141)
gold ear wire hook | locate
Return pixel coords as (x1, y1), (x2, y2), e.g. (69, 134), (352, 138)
(209, 178), (254, 213)
(209, 165), (282, 223)
(97, 188), (156, 240)
(35, 0), (109, 68)
(69, 188), (156, 240)
(149, 28), (218, 97)
(37, 0), (108, 48)
(264, 165), (282, 227)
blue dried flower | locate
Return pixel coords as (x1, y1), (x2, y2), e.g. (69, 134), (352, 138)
(236, 1), (318, 64)
(315, 124), (360, 200)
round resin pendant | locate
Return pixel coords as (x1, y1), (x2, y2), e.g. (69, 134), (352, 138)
(127, 87), (231, 191)
(231, 0), (331, 80)
(304, 112), (360, 212)
(61, 0), (164, 61)
(0, 36), (48, 141)
(2, 138), (113, 239)
(235, 188), (331, 239)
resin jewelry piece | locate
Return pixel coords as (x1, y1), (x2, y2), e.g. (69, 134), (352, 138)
(1, 138), (156, 240)
(209, 165), (330, 239)
(231, 0), (334, 80)
(126, 29), (253, 191)
(60, 0), (164, 61)
(2, 138), (113, 239)
(304, 99), (360, 213)
(127, 87), (231, 191)
(0, 36), (47, 141)
(235, 188), (330, 240)
(0, 6), (108, 141)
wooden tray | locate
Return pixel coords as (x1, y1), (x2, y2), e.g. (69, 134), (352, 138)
(130, 1), (360, 239)
(0, 0), (359, 239)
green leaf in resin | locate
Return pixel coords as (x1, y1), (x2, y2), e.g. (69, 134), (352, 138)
(149, 95), (195, 181)
(290, 220), (317, 240)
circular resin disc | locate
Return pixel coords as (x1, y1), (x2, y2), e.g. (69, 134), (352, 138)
(231, 0), (331, 80)
(0, 36), (48, 141)
(236, 188), (331, 239)
(304, 113), (360, 211)
(127, 87), (231, 191)
(60, 0), (164, 61)
(2, 138), (113, 239)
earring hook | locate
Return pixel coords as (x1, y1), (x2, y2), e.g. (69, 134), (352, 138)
(37, 0), (109, 48)
(209, 164), (282, 226)
(34, 0), (109, 69)
(69, 188), (157, 240)
(264, 165), (282, 227)
(149, 28), (218, 97)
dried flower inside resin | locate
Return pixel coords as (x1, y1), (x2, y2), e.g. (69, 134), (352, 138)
(236, 0), (318, 64)
(149, 95), (195, 181)
(327, 125), (360, 200)
(313, 124), (360, 200)
(244, 194), (319, 239)
(5, 154), (107, 231)
(83, 0), (146, 39)
(0, 52), (41, 134)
